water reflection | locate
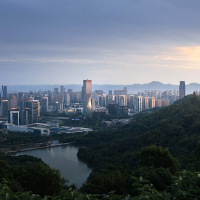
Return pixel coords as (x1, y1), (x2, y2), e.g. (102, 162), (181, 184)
(15, 145), (92, 188)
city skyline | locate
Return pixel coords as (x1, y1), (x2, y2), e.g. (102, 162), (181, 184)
(1, 0), (200, 85)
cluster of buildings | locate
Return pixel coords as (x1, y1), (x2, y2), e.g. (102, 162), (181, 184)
(0, 81), (187, 131)
(80, 80), (187, 117)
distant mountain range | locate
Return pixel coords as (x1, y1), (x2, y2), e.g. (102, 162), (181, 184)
(7, 81), (200, 94)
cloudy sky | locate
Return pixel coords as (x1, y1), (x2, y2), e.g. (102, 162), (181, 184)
(0, 0), (200, 85)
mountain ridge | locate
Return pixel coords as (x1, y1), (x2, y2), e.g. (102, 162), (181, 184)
(6, 81), (200, 94)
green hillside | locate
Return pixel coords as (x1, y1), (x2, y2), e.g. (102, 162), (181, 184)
(77, 95), (200, 170)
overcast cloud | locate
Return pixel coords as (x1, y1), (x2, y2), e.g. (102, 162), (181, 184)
(0, 0), (200, 85)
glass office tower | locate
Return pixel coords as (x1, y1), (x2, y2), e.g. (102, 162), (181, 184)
(82, 80), (92, 117)
(1, 85), (7, 99)
(179, 81), (185, 99)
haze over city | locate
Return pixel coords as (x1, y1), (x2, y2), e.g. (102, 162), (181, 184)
(1, 0), (200, 85)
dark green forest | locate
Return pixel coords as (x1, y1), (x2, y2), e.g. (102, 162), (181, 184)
(77, 95), (199, 170)
(2, 95), (200, 199)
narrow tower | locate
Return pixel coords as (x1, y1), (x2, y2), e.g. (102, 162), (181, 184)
(82, 80), (92, 117)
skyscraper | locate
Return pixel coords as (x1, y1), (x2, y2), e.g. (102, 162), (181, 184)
(41, 97), (48, 112)
(8, 108), (19, 125)
(21, 108), (32, 125)
(26, 100), (40, 123)
(54, 88), (59, 98)
(9, 95), (17, 109)
(134, 96), (143, 112)
(1, 85), (7, 99)
(124, 87), (128, 95)
(82, 80), (92, 117)
(1, 100), (9, 118)
(179, 81), (185, 99)
(60, 86), (65, 94)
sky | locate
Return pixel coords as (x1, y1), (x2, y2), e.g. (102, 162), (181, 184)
(1, 0), (200, 85)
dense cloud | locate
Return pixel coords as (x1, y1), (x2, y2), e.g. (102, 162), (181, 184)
(0, 0), (200, 85)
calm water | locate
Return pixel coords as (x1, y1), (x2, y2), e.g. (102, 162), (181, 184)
(15, 145), (92, 188)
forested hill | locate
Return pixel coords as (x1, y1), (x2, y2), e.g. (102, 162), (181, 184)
(77, 95), (200, 169)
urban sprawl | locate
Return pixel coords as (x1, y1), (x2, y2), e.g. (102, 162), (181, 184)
(0, 80), (188, 134)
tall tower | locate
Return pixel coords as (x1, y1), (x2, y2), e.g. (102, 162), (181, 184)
(179, 81), (185, 99)
(82, 80), (92, 117)
(1, 85), (7, 99)
(26, 100), (40, 123)
(1, 100), (9, 118)
(9, 95), (17, 109)
(124, 87), (128, 95)
(134, 96), (143, 112)
(41, 97), (48, 112)
(60, 86), (65, 94)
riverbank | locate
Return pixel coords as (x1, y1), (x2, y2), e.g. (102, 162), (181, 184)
(5, 142), (74, 155)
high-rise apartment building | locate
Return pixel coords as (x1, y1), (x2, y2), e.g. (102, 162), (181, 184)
(124, 87), (128, 95)
(1, 85), (7, 99)
(41, 97), (48, 112)
(109, 90), (112, 95)
(54, 88), (59, 98)
(143, 97), (149, 110)
(26, 100), (40, 123)
(134, 96), (143, 112)
(179, 81), (185, 99)
(149, 97), (155, 109)
(127, 95), (134, 109)
(9, 95), (17, 109)
(60, 86), (65, 94)
(82, 80), (92, 117)
(64, 94), (70, 104)
(95, 90), (103, 96)
(21, 108), (32, 125)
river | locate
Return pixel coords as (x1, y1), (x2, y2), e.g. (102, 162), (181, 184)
(15, 144), (92, 188)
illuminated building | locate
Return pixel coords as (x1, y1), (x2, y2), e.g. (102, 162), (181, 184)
(149, 97), (155, 109)
(119, 95), (127, 106)
(179, 81), (185, 99)
(143, 97), (149, 110)
(82, 80), (92, 117)
(134, 96), (143, 112)
(155, 99), (162, 107)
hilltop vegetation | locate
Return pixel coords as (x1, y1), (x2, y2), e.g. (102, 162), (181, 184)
(77, 95), (200, 170)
